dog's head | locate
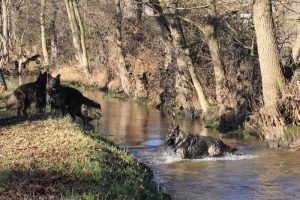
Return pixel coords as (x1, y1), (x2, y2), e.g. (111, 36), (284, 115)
(165, 125), (181, 148)
(47, 74), (61, 91)
(36, 71), (48, 85)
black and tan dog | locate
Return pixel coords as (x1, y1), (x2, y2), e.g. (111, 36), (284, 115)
(165, 125), (237, 159)
(46, 74), (101, 122)
(6, 71), (47, 117)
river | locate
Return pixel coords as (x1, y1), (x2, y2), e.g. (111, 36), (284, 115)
(12, 76), (300, 200)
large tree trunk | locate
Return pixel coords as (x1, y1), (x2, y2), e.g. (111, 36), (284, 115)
(253, 0), (284, 106)
(292, 26), (300, 64)
(2, 0), (8, 56)
(64, 0), (89, 75)
(50, 0), (58, 66)
(40, 0), (49, 65)
(253, 0), (285, 147)
(115, 0), (131, 95)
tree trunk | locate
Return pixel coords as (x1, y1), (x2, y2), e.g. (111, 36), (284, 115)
(253, 0), (284, 106)
(204, 0), (229, 110)
(150, 0), (209, 115)
(253, 0), (285, 146)
(0, 68), (7, 92)
(72, 0), (89, 73)
(292, 27), (300, 64)
(50, 0), (58, 66)
(40, 0), (49, 65)
(2, 0), (8, 55)
(170, 20), (210, 113)
(64, 0), (89, 75)
(115, 0), (131, 95)
(203, 24), (228, 108)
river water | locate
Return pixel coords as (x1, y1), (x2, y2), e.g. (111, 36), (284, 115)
(12, 76), (300, 200)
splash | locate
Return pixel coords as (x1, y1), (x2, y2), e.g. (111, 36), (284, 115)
(152, 147), (257, 164)
(153, 148), (181, 164)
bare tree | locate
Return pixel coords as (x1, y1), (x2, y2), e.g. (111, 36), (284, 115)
(40, 0), (50, 65)
(65, 0), (89, 75)
(150, 0), (210, 114)
(115, 0), (131, 95)
(50, 0), (58, 66)
(2, 0), (9, 55)
(292, 25), (300, 64)
(253, 0), (285, 145)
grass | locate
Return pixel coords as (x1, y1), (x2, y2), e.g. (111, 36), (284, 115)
(0, 101), (170, 199)
(103, 92), (128, 101)
(205, 119), (220, 129)
(284, 125), (300, 138)
(0, 76), (18, 99)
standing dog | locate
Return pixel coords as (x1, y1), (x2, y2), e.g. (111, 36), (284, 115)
(46, 74), (101, 122)
(6, 71), (47, 117)
(165, 125), (237, 159)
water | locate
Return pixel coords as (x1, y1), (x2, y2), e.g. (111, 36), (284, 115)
(11, 76), (300, 200)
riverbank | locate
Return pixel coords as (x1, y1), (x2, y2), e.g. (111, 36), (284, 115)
(0, 82), (170, 199)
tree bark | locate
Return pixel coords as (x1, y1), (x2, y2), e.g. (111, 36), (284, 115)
(292, 27), (300, 64)
(115, 0), (131, 95)
(50, 0), (58, 66)
(203, 24), (228, 108)
(40, 0), (50, 65)
(204, 0), (229, 110)
(170, 20), (210, 113)
(150, 0), (209, 114)
(253, 0), (285, 146)
(64, 0), (89, 75)
(253, 0), (285, 106)
(72, 0), (89, 72)
(2, 0), (8, 55)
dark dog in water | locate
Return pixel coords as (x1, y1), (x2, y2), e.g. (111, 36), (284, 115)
(6, 71), (47, 117)
(46, 74), (101, 122)
(165, 125), (237, 159)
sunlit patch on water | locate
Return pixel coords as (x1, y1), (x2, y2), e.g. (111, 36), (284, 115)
(142, 140), (164, 146)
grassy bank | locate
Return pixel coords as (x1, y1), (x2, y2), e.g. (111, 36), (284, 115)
(0, 80), (170, 199)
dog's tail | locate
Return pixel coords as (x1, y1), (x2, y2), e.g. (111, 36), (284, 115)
(82, 96), (101, 110)
(6, 93), (17, 109)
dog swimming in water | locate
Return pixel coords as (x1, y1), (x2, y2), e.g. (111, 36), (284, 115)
(165, 125), (237, 159)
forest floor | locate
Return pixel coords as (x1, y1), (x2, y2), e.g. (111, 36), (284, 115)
(0, 81), (170, 199)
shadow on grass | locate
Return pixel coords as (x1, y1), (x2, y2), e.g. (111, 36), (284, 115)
(0, 113), (49, 128)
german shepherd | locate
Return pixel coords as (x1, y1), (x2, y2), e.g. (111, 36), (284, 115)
(46, 74), (101, 122)
(6, 71), (47, 117)
(165, 125), (237, 159)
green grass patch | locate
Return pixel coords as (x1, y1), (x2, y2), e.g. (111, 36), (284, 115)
(284, 125), (300, 137)
(205, 120), (220, 129)
(103, 92), (128, 101)
(0, 77), (18, 99)
(0, 112), (170, 199)
(64, 81), (99, 93)
(136, 97), (153, 109)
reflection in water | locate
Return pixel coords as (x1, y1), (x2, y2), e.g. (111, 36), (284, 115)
(12, 76), (300, 200)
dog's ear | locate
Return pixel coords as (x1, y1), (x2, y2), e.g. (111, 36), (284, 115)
(56, 74), (61, 80)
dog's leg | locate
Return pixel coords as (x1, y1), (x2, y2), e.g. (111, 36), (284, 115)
(22, 100), (31, 117)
